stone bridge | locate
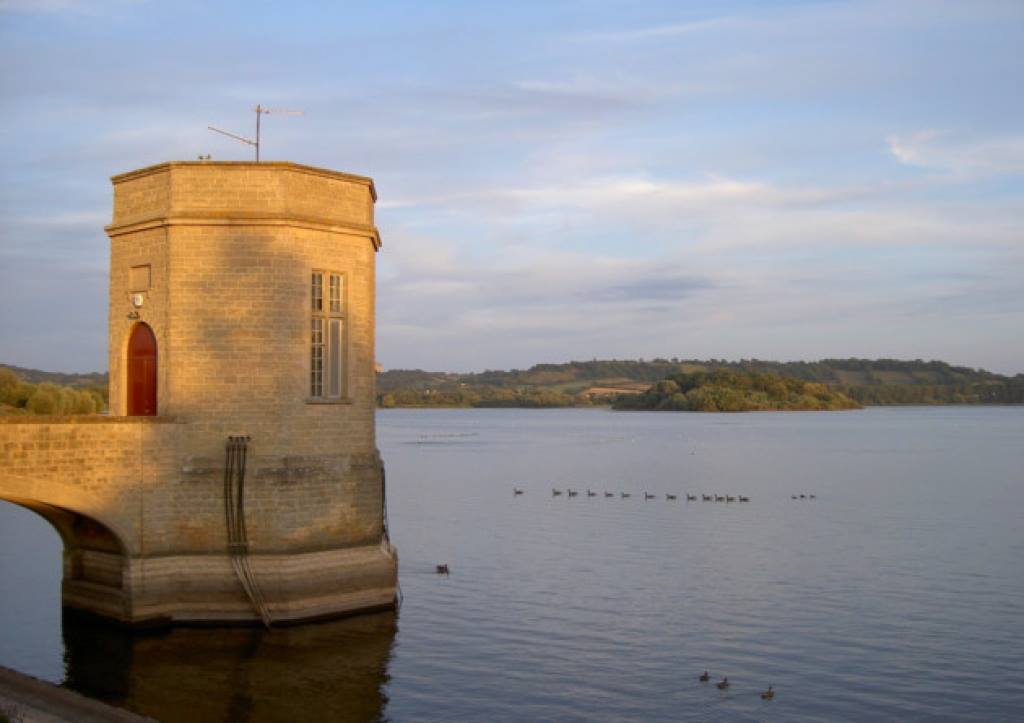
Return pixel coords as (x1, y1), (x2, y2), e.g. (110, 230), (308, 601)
(0, 414), (395, 627)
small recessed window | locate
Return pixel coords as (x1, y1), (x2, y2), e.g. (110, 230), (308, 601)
(329, 274), (344, 314)
(129, 264), (151, 292)
(311, 272), (323, 312)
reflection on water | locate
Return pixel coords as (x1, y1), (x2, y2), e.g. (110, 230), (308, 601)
(61, 610), (396, 723)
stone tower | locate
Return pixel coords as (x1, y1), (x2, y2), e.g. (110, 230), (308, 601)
(101, 160), (397, 624)
(0, 161), (397, 626)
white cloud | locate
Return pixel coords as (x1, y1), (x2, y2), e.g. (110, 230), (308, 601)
(13, 210), (107, 228)
(573, 15), (740, 43)
(382, 171), (1021, 254)
(888, 131), (1024, 178)
(381, 175), (808, 214)
(694, 206), (1022, 252)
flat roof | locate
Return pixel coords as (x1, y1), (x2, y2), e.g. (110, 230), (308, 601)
(110, 161), (377, 201)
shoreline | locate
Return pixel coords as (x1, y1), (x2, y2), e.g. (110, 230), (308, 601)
(0, 665), (154, 723)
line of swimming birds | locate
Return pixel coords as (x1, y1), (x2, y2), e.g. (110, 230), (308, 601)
(513, 489), (818, 501)
(516, 488), (754, 502)
(699, 671), (775, 700)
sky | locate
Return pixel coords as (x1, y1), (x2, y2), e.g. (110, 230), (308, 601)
(1, 0), (1022, 375)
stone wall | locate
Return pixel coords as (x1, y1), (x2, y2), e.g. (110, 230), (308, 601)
(0, 416), (182, 556)
(0, 415), (395, 624)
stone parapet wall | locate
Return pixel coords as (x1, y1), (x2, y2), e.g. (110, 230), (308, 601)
(109, 162), (376, 230)
(0, 417), (384, 555)
(0, 417), (183, 554)
(0, 416), (395, 625)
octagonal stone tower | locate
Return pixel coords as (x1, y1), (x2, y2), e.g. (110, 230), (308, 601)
(98, 160), (397, 624)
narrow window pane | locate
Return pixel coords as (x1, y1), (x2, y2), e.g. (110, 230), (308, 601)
(329, 274), (342, 313)
(311, 273), (323, 312)
(329, 319), (340, 396)
(310, 318), (324, 397)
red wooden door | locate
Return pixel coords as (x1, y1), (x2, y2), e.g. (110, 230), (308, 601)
(127, 323), (157, 416)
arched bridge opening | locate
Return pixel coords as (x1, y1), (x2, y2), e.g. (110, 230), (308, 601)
(0, 494), (129, 619)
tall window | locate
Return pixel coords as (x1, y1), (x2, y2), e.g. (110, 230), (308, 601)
(310, 270), (346, 399)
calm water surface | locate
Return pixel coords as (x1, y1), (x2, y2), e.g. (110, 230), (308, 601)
(1, 406), (1023, 721)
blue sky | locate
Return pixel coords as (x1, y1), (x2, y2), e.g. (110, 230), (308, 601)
(1, 0), (1022, 374)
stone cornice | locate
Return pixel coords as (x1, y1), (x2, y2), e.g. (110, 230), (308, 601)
(105, 215), (383, 250)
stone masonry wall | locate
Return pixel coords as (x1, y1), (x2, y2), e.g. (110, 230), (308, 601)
(108, 226), (169, 417)
(0, 417), (183, 556)
(166, 163), (375, 227)
(0, 417), (382, 558)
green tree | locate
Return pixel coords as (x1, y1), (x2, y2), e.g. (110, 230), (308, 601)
(0, 368), (19, 405)
(26, 383), (63, 414)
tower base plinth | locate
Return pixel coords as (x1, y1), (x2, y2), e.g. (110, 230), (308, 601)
(62, 544), (399, 628)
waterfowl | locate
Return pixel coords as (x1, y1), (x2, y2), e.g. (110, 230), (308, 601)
(552, 489), (563, 496)
(604, 491), (614, 498)
(644, 492), (656, 500)
(666, 493), (677, 500)
(513, 488), (524, 496)
(791, 495), (798, 500)
(568, 489), (578, 497)
(436, 564), (450, 575)
(799, 494), (806, 499)
(702, 494), (713, 502)
(715, 495), (725, 502)
(809, 494), (816, 499)
(687, 494), (697, 501)
(761, 685), (774, 700)
(726, 495), (736, 502)
(738, 496), (750, 502)
(699, 671), (710, 682)
(716, 677), (730, 690)
(587, 489), (597, 497)
(621, 492), (632, 498)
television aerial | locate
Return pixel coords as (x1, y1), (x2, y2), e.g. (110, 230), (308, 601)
(208, 105), (304, 162)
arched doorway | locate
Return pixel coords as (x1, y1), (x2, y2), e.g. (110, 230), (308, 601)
(127, 322), (157, 416)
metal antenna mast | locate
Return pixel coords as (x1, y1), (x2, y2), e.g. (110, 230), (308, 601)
(208, 105), (304, 162)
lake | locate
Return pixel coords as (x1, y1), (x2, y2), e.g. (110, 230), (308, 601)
(2, 406), (1023, 721)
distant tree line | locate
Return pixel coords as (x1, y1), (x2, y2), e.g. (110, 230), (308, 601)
(5, 358), (1021, 413)
(0, 367), (106, 416)
(612, 370), (862, 412)
(0, 363), (106, 388)
(378, 385), (579, 409)
(377, 358), (1023, 409)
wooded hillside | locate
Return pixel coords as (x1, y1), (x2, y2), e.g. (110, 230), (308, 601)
(612, 369), (861, 412)
(377, 358), (1024, 407)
